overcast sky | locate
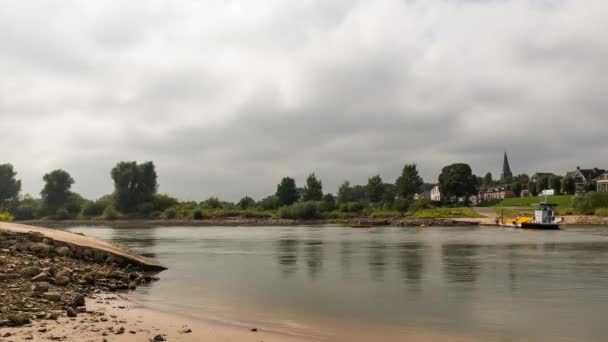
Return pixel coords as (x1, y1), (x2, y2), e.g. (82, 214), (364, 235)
(1, 0), (607, 201)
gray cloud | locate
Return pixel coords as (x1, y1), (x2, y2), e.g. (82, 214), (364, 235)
(1, 0), (607, 201)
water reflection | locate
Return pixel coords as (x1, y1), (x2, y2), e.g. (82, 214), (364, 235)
(442, 244), (480, 284)
(276, 237), (299, 277)
(340, 241), (353, 278)
(398, 242), (425, 284)
(368, 241), (387, 282)
(305, 230), (324, 279)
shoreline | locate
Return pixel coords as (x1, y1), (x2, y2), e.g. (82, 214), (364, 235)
(18, 215), (608, 229)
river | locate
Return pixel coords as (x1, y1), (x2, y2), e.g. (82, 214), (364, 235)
(64, 225), (608, 341)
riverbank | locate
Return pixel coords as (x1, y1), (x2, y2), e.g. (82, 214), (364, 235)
(20, 217), (481, 229)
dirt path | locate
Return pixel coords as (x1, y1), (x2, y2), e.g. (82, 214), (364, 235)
(0, 221), (165, 270)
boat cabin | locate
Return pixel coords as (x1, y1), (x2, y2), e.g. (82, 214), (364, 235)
(533, 203), (557, 224)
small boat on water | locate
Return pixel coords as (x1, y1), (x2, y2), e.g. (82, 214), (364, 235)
(499, 202), (562, 229)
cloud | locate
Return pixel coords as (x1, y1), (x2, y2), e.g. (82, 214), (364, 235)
(1, 0), (607, 201)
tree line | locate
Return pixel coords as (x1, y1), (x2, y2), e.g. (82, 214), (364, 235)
(0, 160), (547, 221)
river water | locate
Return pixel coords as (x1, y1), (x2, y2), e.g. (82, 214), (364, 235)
(64, 225), (608, 341)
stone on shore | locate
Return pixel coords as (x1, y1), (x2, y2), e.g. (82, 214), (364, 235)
(8, 313), (31, 326)
(42, 292), (62, 302)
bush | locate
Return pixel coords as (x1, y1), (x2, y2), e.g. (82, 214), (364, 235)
(137, 202), (155, 216)
(163, 207), (177, 219)
(573, 192), (608, 215)
(201, 197), (222, 209)
(412, 198), (433, 211)
(595, 208), (608, 217)
(192, 208), (204, 220)
(13, 204), (37, 220)
(0, 212), (14, 222)
(258, 195), (281, 210)
(153, 194), (179, 212)
(279, 201), (322, 220)
(103, 206), (120, 220)
(338, 202), (365, 213)
(81, 200), (108, 217)
(54, 208), (71, 220)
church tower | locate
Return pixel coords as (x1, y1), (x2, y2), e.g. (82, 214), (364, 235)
(501, 151), (513, 182)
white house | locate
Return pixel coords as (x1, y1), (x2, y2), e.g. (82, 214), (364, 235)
(430, 185), (441, 202)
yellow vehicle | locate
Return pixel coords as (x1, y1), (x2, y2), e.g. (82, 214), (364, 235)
(498, 203), (561, 229)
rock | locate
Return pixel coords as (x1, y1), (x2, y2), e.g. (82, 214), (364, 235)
(181, 328), (192, 334)
(54, 275), (70, 286)
(8, 313), (31, 326)
(66, 307), (78, 318)
(32, 272), (49, 282)
(2, 332), (12, 337)
(21, 266), (42, 277)
(250, 328), (258, 332)
(55, 246), (71, 257)
(28, 242), (51, 254)
(153, 335), (166, 341)
(115, 326), (125, 335)
(42, 292), (62, 302)
(46, 312), (60, 320)
(0, 273), (19, 280)
(72, 294), (86, 307)
(33, 282), (50, 293)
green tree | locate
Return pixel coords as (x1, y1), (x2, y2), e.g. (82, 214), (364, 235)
(153, 193), (179, 212)
(258, 195), (281, 210)
(321, 193), (336, 212)
(483, 172), (493, 187)
(584, 181), (597, 193)
(111, 161), (158, 213)
(393, 198), (410, 216)
(303, 173), (323, 201)
(382, 183), (396, 207)
(366, 175), (385, 204)
(511, 182), (523, 197)
(549, 176), (562, 195)
(238, 196), (256, 210)
(337, 181), (353, 205)
(395, 164), (424, 200)
(536, 176), (550, 194)
(528, 181), (538, 196)
(0, 164), (21, 209)
(276, 177), (299, 206)
(201, 197), (221, 209)
(562, 176), (576, 195)
(41, 169), (75, 215)
(437, 163), (477, 203)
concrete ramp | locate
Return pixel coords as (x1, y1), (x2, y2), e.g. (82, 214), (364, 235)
(0, 221), (166, 271)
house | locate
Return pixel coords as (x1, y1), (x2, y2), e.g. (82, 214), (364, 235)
(478, 187), (515, 201)
(530, 172), (556, 183)
(597, 172), (608, 192)
(566, 167), (605, 192)
(415, 190), (431, 201)
(430, 185), (441, 202)
(521, 189), (530, 198)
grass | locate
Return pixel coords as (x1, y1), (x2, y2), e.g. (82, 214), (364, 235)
(0, 212), (14, 222)
(412, 207), (483, 219)
(497, 195), (575, 208)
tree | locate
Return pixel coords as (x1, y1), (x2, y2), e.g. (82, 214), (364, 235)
(536, 176), (550, 194)
(258, 195), (281, 210)
(483, 172), (493, 187)
(366, 175), (385, 204)
(351, 185), (367, 202)
(0, 164), (21, 209)
(303, 173), (323, 201)
(395, 164), (424, 200)
(111, 161), (158, 213)
(528, 181), (538, 196)
(276, 177), (299, 206)
(393, 198), (410, 216)
(512, 182), (523, 197)
(515, 174), (530, 184)
(549, 176), (562, 195)
(562, 176), (576, 195)
(382, 183), (396, 207)
(238, 196), (256, 210)
(584, 181), (597, 193)
(437, 163), (477, 203)
(321, 193), (336, 212)
(337, 181), (353, 205)
(41, 169), (75, 214)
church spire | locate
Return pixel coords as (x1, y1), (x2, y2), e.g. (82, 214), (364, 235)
(501, 151), (513, 182)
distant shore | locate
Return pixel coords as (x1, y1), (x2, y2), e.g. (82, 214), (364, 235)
(20, 217), (480, 228)
(17, 214), (608, 228)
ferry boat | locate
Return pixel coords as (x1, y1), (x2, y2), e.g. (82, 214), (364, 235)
(499, 202), (562, 229)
